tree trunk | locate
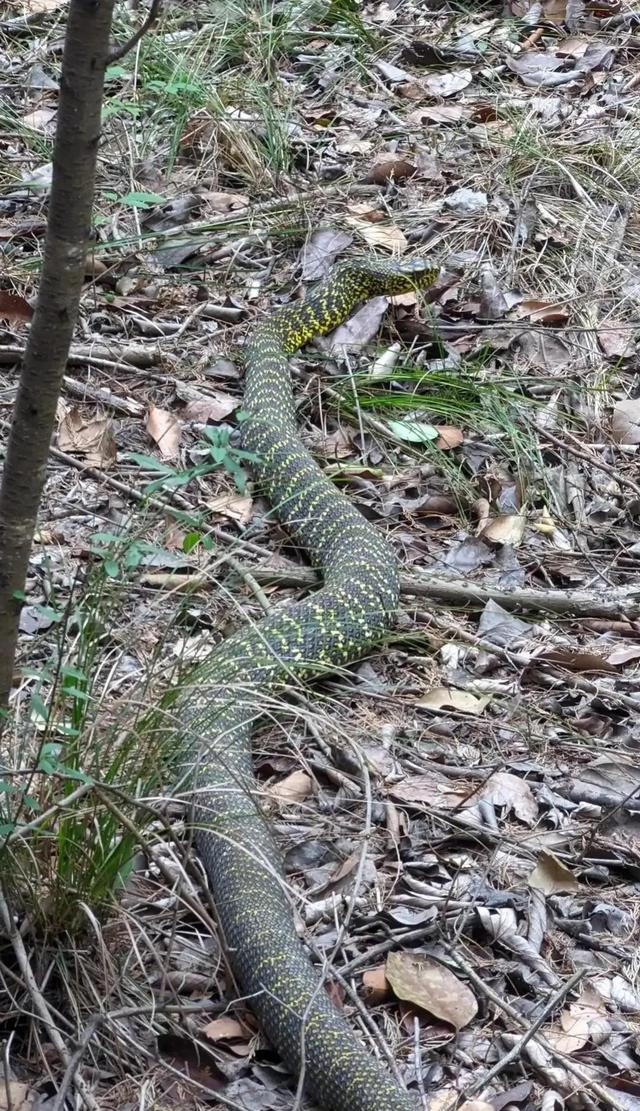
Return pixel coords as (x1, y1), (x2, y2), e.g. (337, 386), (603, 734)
(0, 0), (116, 708)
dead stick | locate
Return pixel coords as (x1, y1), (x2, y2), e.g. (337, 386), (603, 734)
(247, 567), (640, 622)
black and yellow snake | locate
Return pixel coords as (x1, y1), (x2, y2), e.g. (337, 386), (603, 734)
(180, 257), (438, 1111)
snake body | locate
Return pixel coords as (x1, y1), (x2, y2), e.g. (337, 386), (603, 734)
(181, 258), (438, 1111)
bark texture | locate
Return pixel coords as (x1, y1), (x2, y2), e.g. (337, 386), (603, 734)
(0, 0), (116, 706)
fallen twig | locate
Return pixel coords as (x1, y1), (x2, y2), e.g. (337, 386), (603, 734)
(247, 566), (640, 622)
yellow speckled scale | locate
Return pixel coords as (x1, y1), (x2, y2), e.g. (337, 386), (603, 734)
(181, 257), (438, 1111)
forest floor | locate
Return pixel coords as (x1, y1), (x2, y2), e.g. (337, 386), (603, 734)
(1, 1), (640, 1109)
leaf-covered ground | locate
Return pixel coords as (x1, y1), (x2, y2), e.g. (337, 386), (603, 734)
(1, 1), (640, 1109)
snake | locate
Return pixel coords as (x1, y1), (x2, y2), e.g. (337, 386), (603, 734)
(179, 256), (438, 1111)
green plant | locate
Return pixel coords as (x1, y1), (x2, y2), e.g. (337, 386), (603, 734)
(0, 555), (175, 929)
(124, 423), (260, 500)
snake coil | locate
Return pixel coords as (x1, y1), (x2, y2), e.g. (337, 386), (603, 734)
(180, 257), (438, 1111)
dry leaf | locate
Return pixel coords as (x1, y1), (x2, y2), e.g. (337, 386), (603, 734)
(362, 964), (390, 1003)
(25, 0), (65, 10)
(611, 399), (640, 445)
(427, 1094), (459, 1111)
(183, 389), (240, 423)
(389, 772), (467, 809)
(545, 988), (608, 1055)
(0, 290), (33, 324)
(0, 1082), (31, 1111)
(528, 850), (579, 894)
(540, 648), (616, 675)
(558, 35), (590, 58)
(598, 326), (635, 358)
(299, 228), (353, 282)
(57, 408), (117, 468)
(385, 951), (477, 1030)
(205, 190), (249, 213)
(481, 513), (526, 546)
(477, 771), (538, 825)
(417, 687), (490, 715)
(606, 644), (640, 667)
(147, 404), (181, 460)
(514, 298), (570, 325)
(268, 770), (313, 806)
(422, 70), (471, 97)
(21, 106), (57, 132)
(202, 1016), (248, 1041)
(406, 105), (465, 126)
(207, 493), (253, 526)
(364, 159), (417, 185)
(345, 217), (408, 253)
(434, 425), (464, 451)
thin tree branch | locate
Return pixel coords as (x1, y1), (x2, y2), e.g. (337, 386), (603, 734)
(107, 0), (163, 64)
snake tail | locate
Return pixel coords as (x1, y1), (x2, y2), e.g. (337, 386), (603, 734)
(180, 256), (439, 1111)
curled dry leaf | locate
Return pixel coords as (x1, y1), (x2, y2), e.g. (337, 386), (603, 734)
(539, 648), (616, 675)
(147, 403), (181, 460)
(385, 951), (477, 1031)
(267, 769), (313, 807)
(417, 686), (490, 715)
(606, 644), (640, 667)
(202, 1015), (249, 1042)
(407, 104), (466, 126)
(513, 298), (570, 325)
(481, 513), (526, 546)
(328, 297), (389, 355)
(364, 158), (417, 185)
(57, 408), (117, 469)
(389, 772), (468, 809)
(362, 964), (390, 1004)
(528, 850), (579, 895)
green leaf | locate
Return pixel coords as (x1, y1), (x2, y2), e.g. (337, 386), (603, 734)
(63, 686), (92, 702)
(122, 451), (177, 474)
(119, 191), (166, 208)
(386, 418), (439, 444)
(30, 692), (49, 723)
(104, 560), (120, 578)
(105, 64), (129, 80)
(35, 604), (63, 624)
(183, 531), (201, 554)
(91, 531), (123, 546)
(61, 665), (87, 682)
